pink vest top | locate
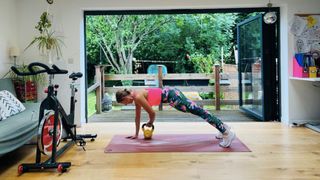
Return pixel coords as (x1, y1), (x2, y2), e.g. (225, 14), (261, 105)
(146, 88), (162, 106)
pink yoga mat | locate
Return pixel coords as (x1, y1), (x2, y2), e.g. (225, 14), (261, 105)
(105, 134), (250, 153)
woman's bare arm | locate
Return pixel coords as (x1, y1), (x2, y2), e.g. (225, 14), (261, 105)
(134, 94), (155, 126)
(126, 100), (142, 139)
(134, 103), (141, 137)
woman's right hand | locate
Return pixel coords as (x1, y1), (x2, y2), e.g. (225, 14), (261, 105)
(126, 135), (138, 139)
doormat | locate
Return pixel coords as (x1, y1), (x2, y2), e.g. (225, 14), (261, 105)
(105, 134), (251, 153)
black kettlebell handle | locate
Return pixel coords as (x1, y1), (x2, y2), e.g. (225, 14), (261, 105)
(142, 123), (154, 130)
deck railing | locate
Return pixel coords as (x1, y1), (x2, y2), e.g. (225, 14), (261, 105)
(88, 65), (239, 114)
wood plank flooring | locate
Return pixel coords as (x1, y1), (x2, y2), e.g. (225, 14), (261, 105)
(0, 122), (320, 180)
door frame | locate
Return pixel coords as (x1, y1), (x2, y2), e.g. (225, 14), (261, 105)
(83, 7), (280, 122)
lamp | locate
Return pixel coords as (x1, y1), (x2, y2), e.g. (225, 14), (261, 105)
(9, 47), (20, 66)
(263, 0), (277, 24)
(46, 0), (53, 4)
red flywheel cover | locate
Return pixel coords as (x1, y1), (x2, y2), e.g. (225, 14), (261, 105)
(38, 110), (63, 155)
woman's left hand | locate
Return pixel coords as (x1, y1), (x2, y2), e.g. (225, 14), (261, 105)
(146, 121), (154, 127)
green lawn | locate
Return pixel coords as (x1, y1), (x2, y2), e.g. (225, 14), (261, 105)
(87, 91), (96, 117)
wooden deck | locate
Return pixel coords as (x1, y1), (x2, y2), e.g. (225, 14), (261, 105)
(1, 122), (320, 179)
(89, 109), (257, 123)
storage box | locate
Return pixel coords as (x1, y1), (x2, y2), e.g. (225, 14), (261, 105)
(309, 66), (317, 78)
(293, 54), (309, 78)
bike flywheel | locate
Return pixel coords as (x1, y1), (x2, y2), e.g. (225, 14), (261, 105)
(38, 110), (63, 155)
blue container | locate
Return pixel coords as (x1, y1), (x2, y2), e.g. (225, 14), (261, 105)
(147, 64), (168, 74)
(145, 65), (167, 87)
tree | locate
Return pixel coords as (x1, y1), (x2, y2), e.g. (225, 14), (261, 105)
(87, 15), (172, 74)
(135, 13), (238, 73)
(86, 13), (255, 76)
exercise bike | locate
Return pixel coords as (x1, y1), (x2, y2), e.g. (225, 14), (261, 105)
(11, 62), (97, 174)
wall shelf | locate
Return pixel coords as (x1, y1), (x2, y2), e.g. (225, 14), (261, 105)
(289, 77), (320, 82)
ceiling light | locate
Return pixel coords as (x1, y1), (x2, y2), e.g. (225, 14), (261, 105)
(263, 1), (277, 24)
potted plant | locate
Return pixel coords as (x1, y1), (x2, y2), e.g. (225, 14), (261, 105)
(4, 64), (46, 102)
(25, 11), (64, 64)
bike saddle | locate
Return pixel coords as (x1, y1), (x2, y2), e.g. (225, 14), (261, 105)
(69, 72), (83, 80)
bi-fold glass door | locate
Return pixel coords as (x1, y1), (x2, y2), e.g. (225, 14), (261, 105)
(237, 14), (279, 121)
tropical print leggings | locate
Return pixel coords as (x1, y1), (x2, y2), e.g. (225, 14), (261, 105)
(161, 87), (226, 133)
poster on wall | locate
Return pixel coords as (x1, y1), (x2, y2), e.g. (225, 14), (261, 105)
(290, 14), (320, 78)
(290, 15), (320, 53)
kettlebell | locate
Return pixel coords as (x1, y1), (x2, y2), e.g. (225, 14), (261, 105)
(142, 123), (154, 140)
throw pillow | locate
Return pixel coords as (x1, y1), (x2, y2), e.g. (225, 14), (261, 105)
(0, 90), (26, 120)
(0, 107), (6, 121)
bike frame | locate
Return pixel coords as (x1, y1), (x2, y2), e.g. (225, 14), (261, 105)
(15, 62), (97, 174)
(35, 75), (76, 166)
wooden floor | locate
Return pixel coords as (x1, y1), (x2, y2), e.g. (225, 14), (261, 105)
(89, 109), (257, 123)
(1, 122), (320, 180)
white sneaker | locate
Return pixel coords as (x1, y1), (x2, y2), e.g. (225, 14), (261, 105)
(215, 124), (231, 139)
(219, 130), (236, 148)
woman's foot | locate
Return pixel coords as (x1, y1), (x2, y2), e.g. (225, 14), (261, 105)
(219, 130), (236, 148)
(215, 124), (231, 139)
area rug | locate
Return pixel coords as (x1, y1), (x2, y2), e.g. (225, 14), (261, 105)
(104, 134), (251, 153)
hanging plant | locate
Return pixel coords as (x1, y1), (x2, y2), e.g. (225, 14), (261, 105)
(25, 11), (64, 61)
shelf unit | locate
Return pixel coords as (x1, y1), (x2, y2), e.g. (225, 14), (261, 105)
(289, 77), (320, 81)
(290, 76), (320, 132)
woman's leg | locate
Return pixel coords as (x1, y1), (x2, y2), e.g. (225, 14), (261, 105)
(162, 88), (226, 133)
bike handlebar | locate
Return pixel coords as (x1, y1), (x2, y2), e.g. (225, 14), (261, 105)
(11, 62), (68, 76)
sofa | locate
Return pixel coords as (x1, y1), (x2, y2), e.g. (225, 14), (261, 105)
(0, 78), (40, 155)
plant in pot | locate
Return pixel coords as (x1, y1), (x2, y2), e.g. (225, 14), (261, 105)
(5, 65), (46, 102)
(25, 11), (64, 64)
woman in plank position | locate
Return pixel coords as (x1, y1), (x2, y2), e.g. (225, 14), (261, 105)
(116, 87), (235, 148)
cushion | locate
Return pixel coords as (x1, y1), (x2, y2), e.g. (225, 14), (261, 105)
(0, 102), (40, 155)
(0, 107), (6, 121)
(0, 90), (26, 121)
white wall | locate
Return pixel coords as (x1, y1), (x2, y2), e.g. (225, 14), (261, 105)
(284, 1), (320, 125)
(0, 0), (18, 77)
(10, 0), (320, 125)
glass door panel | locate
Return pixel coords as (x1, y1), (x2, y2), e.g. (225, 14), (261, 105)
(238, 15), (264, 119)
